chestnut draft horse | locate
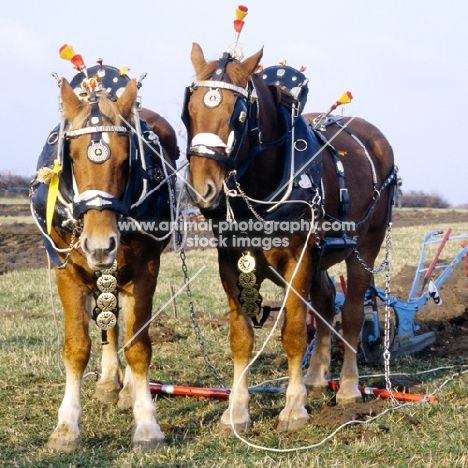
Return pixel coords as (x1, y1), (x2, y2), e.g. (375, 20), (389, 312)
(182, 43), (396, 434)
(30, 65), (177, 451)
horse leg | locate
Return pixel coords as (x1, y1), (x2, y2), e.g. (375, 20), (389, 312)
(93, 325), (123, 403)
(277, 259), (311, 433)
(219, 294), (254, 435)
(219, 255), (254, 435)
(303, 271), (336, 396)
(47, 271), (91, 452)
(337, 253), (374, 403)
(120, 280), (166, 451)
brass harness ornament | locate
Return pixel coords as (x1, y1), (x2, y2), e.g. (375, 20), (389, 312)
(92, 261), (119, 344)
(237, 251), (262, 318)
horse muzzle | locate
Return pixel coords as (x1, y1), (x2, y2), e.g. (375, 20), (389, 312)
(74, 192), (122, 269)
(80, 221), (120, 270)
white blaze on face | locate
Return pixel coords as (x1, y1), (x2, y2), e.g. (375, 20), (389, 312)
(191, 131), (237, 155)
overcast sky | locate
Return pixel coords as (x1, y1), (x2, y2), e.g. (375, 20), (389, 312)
(1, 0), (466, 206)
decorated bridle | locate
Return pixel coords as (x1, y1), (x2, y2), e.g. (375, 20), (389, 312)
(181, 52), (253, 173)
(65, 92), (132, 219)
(182, 6), (262, 175)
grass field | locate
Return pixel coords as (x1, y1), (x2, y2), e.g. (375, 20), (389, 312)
(1, 218), (468, 467)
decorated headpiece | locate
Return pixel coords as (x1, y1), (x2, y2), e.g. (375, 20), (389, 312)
(227, 5), (248, 60)
(57, 44), (146, 100)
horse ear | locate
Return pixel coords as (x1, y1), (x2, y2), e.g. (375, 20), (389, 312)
(60, 78), (85, 121)
(241, 47), (264, 76)
(116, 79), (137, 118)
(191, 42), (207, 74)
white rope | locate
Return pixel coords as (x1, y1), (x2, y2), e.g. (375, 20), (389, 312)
(234, 364), (468, 453)
(29, 202), (77, 255)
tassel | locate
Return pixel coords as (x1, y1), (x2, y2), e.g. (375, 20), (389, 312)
(36, 166), (57, 184)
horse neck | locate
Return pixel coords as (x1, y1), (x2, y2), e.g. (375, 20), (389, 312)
(237, 75), (284, 198)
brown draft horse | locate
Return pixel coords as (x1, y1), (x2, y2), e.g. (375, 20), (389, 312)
(32, 72), (177, 451)
(183, 43), (395, 434)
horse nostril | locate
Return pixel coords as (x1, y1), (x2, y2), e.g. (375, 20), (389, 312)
(81, 237), (89, 254)
(107, 235), (118, 254)
(204, 181), (217, 202)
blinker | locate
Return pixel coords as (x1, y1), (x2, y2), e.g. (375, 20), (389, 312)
(229, 96), (248, 133)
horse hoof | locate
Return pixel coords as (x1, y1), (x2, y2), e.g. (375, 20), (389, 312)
(219, 421), (251, 436)
(117, 393), (132, 409)
(46, 435), (81, 452)
(93, 385), (120, 404)
(133, 438), (167, 452)
(306, 384), (329, 399)
(277, 415), (309, 433)
(46, 423), (81, 452)
(336, 393), (363, 405)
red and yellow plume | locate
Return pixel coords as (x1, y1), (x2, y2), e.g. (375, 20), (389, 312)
(330, 91), (353, 111)
(233, 5), (248, 36)
(59, 44), (87, 75)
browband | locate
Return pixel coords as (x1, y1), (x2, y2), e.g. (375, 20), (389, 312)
(66, 126), (128, 138)
(192, 80), (249, 99)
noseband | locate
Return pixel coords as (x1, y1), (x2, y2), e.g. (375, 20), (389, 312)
(65, 93), (131, 218)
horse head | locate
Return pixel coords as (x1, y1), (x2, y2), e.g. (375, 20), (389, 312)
(60, 77), (137, 269)
(183, 43), (263, 209)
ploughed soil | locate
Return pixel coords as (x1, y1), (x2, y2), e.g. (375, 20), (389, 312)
(1, 205), (467, 429)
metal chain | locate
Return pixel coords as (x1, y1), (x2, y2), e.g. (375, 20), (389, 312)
(230, 174), (266, 223)
(352, 223), (398, 404)
(354, 223), (398, 405)
(380, 224), (399, 406)
(176, 232), (227, 389)
(353, 222), (392, 275)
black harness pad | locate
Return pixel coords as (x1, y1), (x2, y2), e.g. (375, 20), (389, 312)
(261, 65), (309, 114)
